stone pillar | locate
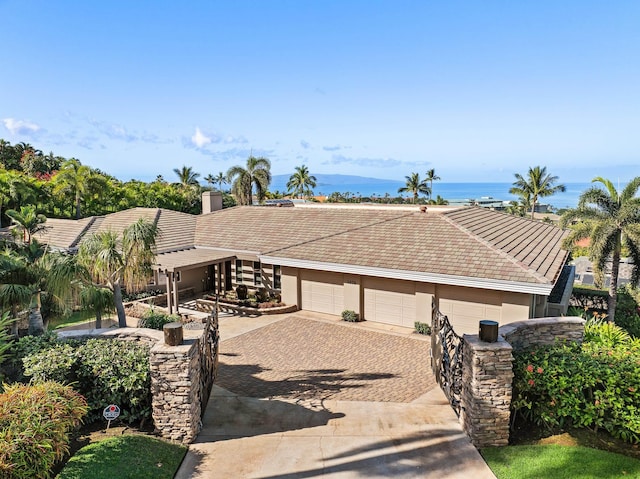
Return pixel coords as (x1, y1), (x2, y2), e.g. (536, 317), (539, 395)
(150, 338), (202, 444)
(460, 334), (513, 448)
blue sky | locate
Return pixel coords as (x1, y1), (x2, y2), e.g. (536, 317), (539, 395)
(1, 1), (639, 183)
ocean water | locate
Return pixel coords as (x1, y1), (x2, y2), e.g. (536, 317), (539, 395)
(269, 178), (592, 209)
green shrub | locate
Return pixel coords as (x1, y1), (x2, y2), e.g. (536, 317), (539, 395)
(614, 286), (640, 338)
(341, 310), (360, 322)
(0, 381), (88, 479)
(137, 309), (180, 330)
(21, 338), (151, 424)
(0, 312), (15, 370)
(8, 331), (61, 381)
(512, 331), (640, 443)
(414, 321), (431, 335)
(236, 284), (248, 300)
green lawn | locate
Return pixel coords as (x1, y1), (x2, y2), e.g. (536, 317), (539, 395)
(47, 310), (115, 330)
(482, 445), (640, 479)
(57, 435), (187, 479)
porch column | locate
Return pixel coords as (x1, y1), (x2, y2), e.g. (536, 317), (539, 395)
(217, 263), (222, 295)
(165, 271), (173, 314)
(172, 272), (180, 314)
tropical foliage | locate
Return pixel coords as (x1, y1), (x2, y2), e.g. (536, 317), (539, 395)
(77, 218), (158, 327)
(425, 168), (440, 201)
(287, 165), (317, 199)
(227, 155), (271, 205)
(398, 172), (430, 203)
(561, 177), (640, 320)
(510, 166), (565, 219)
(0, 381), (88, 479)
(511, 321), (640, 444)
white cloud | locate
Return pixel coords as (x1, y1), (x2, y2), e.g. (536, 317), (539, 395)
(3, 118), (41, 135)
(192, 127), (212, 148)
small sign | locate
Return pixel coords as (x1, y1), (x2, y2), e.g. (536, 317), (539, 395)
(103, 404), (121, 421)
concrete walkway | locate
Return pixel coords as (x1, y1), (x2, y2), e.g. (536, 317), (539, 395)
(176, 313), (496, 479)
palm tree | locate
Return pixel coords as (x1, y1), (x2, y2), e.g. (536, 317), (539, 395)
(52, 158), (92, 219)
(425, 168), (441, 201)
(510, 166), (566, 219)
(287, 165), (317, 199)
(560, 177), (640, 321)
(79, 285), (114, 329)
(227, 156), (271, 205)
(77, 218), (158, 327)
(173, 166), (201, 187)
(0, 243), (79, 335)
(398, 173), (430, 204)
(214, 172), (227, 192)
(204, 174), (215, 187)
(6, 205), (47, 245)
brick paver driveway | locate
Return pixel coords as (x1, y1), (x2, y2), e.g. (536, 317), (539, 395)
(216, 315), (437, 403)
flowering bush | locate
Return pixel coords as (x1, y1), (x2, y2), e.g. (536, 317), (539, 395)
(512, 322), (640, 443)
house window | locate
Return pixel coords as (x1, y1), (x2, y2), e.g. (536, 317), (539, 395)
(273, 265), (281, 290)
(253, 261), (262, 286)
(235, 260), (243, 283)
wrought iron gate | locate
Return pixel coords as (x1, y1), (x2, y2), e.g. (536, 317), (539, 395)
(430, 301), (464, 415)
(198, 296), (219, 415)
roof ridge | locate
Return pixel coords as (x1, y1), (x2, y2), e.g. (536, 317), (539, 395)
(70, 216), (99, 248)
(264, 211), (415, 255)
(441, 209), (552, 284)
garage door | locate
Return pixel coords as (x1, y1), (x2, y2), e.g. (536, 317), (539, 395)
(364, 278), (416, 328)
(301, 271), (344, 315)
(438, 288), (501, 335)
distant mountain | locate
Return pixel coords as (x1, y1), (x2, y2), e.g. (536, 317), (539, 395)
(272, 174), (397, 187)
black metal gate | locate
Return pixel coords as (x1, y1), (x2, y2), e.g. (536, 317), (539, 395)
(198, 296), (219, 415)
(430, 301), (464, 415)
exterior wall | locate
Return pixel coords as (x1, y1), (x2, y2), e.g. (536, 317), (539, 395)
(501, 292), (532, 322)
(343, 273), (361, 316)
(281, 266), (300, 307)
(415, 282), (435, 323)
(437, 285), (532, 335)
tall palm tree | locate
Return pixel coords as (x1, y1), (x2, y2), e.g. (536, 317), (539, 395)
(77, 218), (158, 327)
(214, 172), (227, 192)
(173, 166), (201, 187)
(425, 168), (441, 201)
(286, 165), (317, 199)
(398, 172), (430, 204)
(227, 156), (271, 205)
(204, 174), (215, 187)
(6, 205), (47, 245)
(52, 158), (92, 219)
(560, 177), (640, 321)
(510, 166), (565, 219)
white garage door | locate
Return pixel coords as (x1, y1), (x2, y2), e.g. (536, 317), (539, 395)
(364, 278), (416, 328)
(301, 271), (344, 315)
(439, 295), (501, 335)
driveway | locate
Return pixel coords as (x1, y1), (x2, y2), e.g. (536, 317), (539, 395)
(176, 312), (496, 479)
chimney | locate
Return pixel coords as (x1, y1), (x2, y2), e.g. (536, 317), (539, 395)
(202, 191), (223, 214)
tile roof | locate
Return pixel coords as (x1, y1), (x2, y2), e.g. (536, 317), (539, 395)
(33, 217), (97, 249)
(34, 204), (570, 290)
(154, 247), (235, 272)
(194, 206), (408, 253)
(34, 208), (196, 253)
(262, 209), (567, 285)
(196, 205), (569, 287)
